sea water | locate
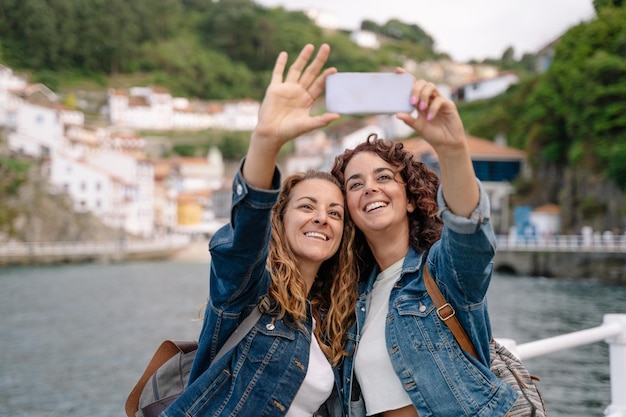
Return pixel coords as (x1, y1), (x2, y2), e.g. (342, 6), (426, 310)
(1, 261), (625, 417)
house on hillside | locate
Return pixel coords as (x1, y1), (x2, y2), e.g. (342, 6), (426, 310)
(49, 150), (154, 237)
(535, 37), (561, 73)
(152, 147), (226, 237)
(107, 87), (260, 131)
(452, 71), (520, 103)
(350, 30), (380, 49)
(7, 84), (83, 158)
(88, 151), (155, 237)
(0, 65), (28, 128)
(303, 7), (337, 29)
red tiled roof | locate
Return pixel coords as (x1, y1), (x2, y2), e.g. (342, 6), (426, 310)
(402, 135), (526, 161)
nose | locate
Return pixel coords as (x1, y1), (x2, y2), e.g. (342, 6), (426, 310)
(313, 211), (328, 225)
(365, 182), (378, 195)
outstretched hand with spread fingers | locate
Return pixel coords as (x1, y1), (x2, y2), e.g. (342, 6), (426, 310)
(253, 43), (339, 151)
(244, 44), (339, 189)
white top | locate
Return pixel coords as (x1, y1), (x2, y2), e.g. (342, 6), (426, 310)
(286, 319), (334, 416)
(354, 257), (412, 415)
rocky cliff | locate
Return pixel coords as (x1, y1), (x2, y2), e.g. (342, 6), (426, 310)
(1, 159), (122, 243)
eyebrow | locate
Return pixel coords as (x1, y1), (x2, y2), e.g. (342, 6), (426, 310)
(295, 196), (344, 209)
(345, 166), (395, 183)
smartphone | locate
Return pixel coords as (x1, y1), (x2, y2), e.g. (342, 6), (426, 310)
(325, 72), (414, 115)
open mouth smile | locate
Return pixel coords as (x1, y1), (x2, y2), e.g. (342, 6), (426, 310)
(304, 231), (329, 241)
(365, 201), (388, 212)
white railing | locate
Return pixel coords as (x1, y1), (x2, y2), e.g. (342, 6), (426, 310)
(500, 314), (626, 417)
(496, 234), (626, 253)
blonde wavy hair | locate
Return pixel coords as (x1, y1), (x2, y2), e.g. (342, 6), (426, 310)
(267, 170), (358, 365)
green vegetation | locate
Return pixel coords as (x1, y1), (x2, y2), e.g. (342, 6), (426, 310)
(2, 0), (626, 230)
(0, 0), (441, 101)
(459, 2), (626, 191)
(0, 155), (30, 237)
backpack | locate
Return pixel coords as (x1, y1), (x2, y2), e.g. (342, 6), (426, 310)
(423, 266), (547, 417)
(125, 305), (263, 417)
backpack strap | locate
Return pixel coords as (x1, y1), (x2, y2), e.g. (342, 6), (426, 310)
(422, 264), (479, 359)
(213, 296), (265, 361)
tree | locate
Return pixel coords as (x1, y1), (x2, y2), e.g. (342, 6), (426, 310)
(593, 0), (625, 12)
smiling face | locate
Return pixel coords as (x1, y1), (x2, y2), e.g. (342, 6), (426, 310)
(282, 178), (345, 273)
(343, 151), (413, 239)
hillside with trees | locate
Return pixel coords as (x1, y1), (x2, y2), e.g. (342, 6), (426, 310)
(0, 0), (443, 99)
(1, 0), (626, 234)
(458, 0), (626, 232)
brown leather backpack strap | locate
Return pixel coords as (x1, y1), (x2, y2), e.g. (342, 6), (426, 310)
(125, 340), (198, 417)
(422, 265), (479, 360)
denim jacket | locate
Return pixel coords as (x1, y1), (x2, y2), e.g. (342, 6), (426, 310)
(163, 163), (343, 417)
(340, 181), (518, 417)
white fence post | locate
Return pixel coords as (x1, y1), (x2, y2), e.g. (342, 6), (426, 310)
(604, 314), (626, 417)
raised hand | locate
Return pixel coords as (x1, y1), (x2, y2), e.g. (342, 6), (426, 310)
(395, 69), (478, 217)
(395, 70), (466, 153)
(253, 43), (339, 152)
(244, 44), (339, 189)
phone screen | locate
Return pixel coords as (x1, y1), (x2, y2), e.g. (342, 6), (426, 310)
(325, 73), (414, 114)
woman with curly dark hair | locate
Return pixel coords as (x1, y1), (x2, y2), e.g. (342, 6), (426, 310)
(331, 78), (518, 417)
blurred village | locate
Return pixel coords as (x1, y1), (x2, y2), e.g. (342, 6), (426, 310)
(0, 10), (568, 246)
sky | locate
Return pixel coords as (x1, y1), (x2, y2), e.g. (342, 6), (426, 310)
(253, 0), (596, 62)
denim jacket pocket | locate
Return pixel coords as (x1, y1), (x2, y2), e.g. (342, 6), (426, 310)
(245, 317), (297, 363)
(393, 293), (449, 351)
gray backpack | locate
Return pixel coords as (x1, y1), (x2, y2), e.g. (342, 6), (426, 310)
(125, 306), (262, 417)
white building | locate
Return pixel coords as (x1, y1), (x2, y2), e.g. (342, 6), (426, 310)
(350, 30), (380, 49)
(50, 150), (155, 237)
(90, 151), (155, 237)
(530, 204), (561, 238)
(303, 7), (337, 30)
(169, 148), (225, 193)
(286, 131), (334, 175)
(454, 71), (520, 103)
(108, 86), (173, 130)
(5, 83), (84, 158)
(213, 99), (260, 131)
(0, 65), (28, 128)
(108, 87), (259, 131)
(8, 92), (64, 158)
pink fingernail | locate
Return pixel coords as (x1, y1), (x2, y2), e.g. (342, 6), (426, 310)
(419, 102), (427, 111)
(427, 113), (433, 121)
(410, 96), (417, 105)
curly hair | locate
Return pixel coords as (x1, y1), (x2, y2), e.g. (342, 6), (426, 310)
(267, 170), (358, 365)
(331, 134), (443, 270)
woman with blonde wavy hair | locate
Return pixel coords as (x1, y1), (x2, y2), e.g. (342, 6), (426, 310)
(163, 43), (357, 417)
(268, 170), (357, 367)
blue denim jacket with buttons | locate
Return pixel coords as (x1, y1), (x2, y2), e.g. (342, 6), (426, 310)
(163, 163), (342, 417)
(340, 181), (518, 417)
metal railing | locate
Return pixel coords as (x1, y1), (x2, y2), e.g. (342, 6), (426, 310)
(0, 234), (191, 259)
(496, 234), (626, 253)
(500, 314), (626, 417)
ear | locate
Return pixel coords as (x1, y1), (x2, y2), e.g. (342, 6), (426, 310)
(407, 201), (415, 213)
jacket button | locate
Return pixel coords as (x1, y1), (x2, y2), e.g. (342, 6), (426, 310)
(236, 184), (243, 195)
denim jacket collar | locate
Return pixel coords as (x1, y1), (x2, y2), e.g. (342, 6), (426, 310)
(360, 247), (425, 295)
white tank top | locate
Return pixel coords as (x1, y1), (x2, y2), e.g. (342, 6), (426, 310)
(286, 319), (334, 416)
(354, 257), (412, 415)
